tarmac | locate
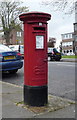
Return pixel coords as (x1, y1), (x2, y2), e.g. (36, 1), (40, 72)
(0, 81), (76, 119)
(0, 58), (77, 119)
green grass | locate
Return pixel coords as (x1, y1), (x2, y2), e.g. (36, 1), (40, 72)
(62, 55), (77, 58)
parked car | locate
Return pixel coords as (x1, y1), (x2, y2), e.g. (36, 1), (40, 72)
(9, 45), (24, 58)
(48, 48), (61, 61)
(0, 44), (23, 73)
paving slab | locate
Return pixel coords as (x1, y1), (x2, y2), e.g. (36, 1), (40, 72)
(35, 104), (75, 118)
(1, 81), (76, 119)
(2, 82), (34, 118)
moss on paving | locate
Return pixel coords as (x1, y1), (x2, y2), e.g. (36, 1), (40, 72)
(15, 94), (75, 115)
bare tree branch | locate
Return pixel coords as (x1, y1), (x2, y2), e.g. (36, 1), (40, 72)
(42, 0), (76, 14)
(0, 1), (29, 45)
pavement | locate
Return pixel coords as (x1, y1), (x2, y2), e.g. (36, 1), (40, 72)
(0, 81), (76, 119)
(61, 58), (77, 62)
(48, 58), (77, 63)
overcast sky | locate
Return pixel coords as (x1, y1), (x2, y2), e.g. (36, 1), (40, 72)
(22, 0), (75, 47)
(1, 0), (75, 47)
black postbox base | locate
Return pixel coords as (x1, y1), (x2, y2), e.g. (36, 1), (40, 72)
(24, 85), (48, 106)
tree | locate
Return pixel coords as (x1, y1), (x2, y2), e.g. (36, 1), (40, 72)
(59, 41), (62, 53)
(42, 0), (76, 14)
(48, 37), (56, 47)
(0, 1), (29, 45)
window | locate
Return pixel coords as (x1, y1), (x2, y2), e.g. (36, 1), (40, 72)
(70, 50), (72, 52)
(62, 43), (65, 46)
(63, 42), (67, 47)
(75, 36), (77, 41)
(75, 46), (77, 52)
(62, 33), (73, 39)
(70, 42), (72, 46)
(69, 34), (72, 39)
(65, 34), (68, 39)
(17, 32), (21, 37)
(67, 50), (69, 53)
(64, 50), (65, 53)
(74, 23), (77, 31)
(62, 34), (67, 39)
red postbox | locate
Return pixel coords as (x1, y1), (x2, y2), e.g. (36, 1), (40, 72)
(19, 12), (51, 106)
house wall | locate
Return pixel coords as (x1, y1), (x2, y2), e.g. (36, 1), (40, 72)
(10, 29), (24, 45)
(61, 32), (74, 55)
(0, 29), (24, 45)
(73, 23), (77, 55)
(74, 2), (77, 55)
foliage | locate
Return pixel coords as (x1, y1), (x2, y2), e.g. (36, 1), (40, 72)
(0, 1), (29, 45)
(59, 41), (62, 53)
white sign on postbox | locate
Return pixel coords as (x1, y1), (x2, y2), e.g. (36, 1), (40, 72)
(36, 36), (44, 49)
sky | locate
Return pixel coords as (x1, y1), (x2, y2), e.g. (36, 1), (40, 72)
(1, 0), (75, 48)
(21, 0), (75, 48)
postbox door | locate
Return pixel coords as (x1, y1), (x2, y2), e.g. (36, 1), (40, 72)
(29, 33), (48, 86)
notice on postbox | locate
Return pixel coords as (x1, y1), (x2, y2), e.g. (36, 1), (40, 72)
(36, 36), (44, 49)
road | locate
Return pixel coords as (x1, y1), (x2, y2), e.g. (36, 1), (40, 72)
(2, 61), (75, 100)
(48, 61), (75, 100)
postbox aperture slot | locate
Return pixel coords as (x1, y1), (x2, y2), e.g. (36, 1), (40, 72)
(36, 35), (44, 49)
(34, 27), (45, 31)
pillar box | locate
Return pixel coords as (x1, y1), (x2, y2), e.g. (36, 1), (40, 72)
(19, 12), (51, 106)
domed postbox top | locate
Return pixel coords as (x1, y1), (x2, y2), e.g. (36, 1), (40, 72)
(19, 11), (51, 22)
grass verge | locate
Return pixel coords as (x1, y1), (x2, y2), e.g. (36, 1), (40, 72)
(62, 55), (77, 58)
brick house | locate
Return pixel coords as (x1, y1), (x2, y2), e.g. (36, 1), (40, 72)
(0, 34), (6, 44)
(73, 2), (77, 55)
(73, 23), (77, 55)
(0, 29), (24, 45)
(10, 29), (24, 45)
(61, 32), (74, 55)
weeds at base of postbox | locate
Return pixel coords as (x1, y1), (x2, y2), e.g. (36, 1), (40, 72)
(15, 95), (75, 115)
